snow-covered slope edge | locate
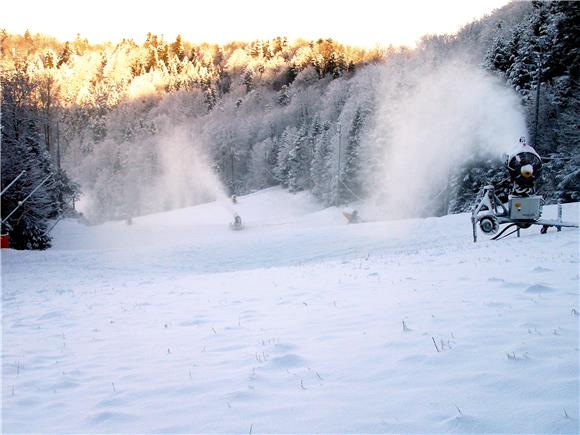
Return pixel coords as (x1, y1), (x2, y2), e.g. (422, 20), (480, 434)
(2, 188), (579, 433)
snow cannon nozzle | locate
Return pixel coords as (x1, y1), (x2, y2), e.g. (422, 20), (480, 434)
(506, 140), (542, 196)
(520, 164), (534, 179)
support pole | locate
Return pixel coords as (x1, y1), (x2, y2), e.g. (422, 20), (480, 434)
(230, 147), (235, 195)
(2, 174), (53, 225)
(471, 216), (478, 243)
(56, 119), (61, 170)
(336, 122), (341, 207)
(534, 51), (542, 147)
(1, 171), (26, 197)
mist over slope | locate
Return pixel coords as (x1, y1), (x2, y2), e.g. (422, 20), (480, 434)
(369, 60), (526, 218)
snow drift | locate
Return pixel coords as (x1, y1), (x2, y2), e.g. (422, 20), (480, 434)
(2, 188), (578, 433)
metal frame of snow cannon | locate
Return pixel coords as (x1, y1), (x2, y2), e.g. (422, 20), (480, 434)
(471, 185), (578, 242)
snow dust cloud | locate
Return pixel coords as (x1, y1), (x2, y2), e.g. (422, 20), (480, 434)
(150, 125), (228, 212)
(369, 60), (527, 218)
(74, 121), (230, 223)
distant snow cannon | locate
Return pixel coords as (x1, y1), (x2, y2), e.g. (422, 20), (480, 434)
(471, 137), (577, 242)
(342, 208), (361, 224)
(230, 213), (243, 231)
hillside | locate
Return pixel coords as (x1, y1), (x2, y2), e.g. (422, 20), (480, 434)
(2, 188), (578, 433)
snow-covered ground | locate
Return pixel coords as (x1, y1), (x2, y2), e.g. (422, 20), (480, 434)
(2, 187), (579, 434)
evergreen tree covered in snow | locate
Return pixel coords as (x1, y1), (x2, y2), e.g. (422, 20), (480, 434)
(339, 108), (365, 203)
(287, 126), (310, 193)
(310, 122), (334, 204)
(274, 128), (293, 187)
(1, 63), (79, 249)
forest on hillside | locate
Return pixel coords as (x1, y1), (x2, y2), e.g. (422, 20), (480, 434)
(1, 0), (579, 249)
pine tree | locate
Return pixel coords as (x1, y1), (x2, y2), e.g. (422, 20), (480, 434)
(262, 40), (273, 60)
(277, 85), (290, 106)
(274, 128), (294, 186)
(44, 49), (56, 69)
(171, 34), (186, 61)
(204, 85), (216, 111)
(1, 122), (53, 249)
(310, 122), (333, 204)
(243, 67), (255, 93)
(146, 46), (159, 72)
(157, 41), (169, 67)
(287, 126), (310, 192)
(340, 108), (364, 203)
(486, 35), (510, 72)
(57, 41), (72, 68)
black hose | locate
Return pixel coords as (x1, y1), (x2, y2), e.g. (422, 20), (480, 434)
(491, 223), (518, 241)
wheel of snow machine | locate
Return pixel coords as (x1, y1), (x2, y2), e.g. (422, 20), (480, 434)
(517, 222), (533, 229)
(479, 215), (499, 235)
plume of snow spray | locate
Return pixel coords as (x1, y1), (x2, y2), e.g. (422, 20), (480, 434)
(73, 93), (232, 222)
(369, 60), (526, 218)
(150, 125), (229, 212)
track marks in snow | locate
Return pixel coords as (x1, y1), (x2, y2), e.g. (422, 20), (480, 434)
(525, 284), (557, 294)
(2, 198), (578, 433)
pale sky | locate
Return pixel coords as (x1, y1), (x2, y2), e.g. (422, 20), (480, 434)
(3, 0), (511, 47)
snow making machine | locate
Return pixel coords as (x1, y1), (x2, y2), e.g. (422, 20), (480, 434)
(471, 139), (578, 242)
(230, 213), (244, 231)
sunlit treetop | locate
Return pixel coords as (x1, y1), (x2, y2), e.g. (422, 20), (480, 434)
(1, 0), (510, 48)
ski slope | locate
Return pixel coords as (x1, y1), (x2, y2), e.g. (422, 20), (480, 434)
(2, 187), (579, 434)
